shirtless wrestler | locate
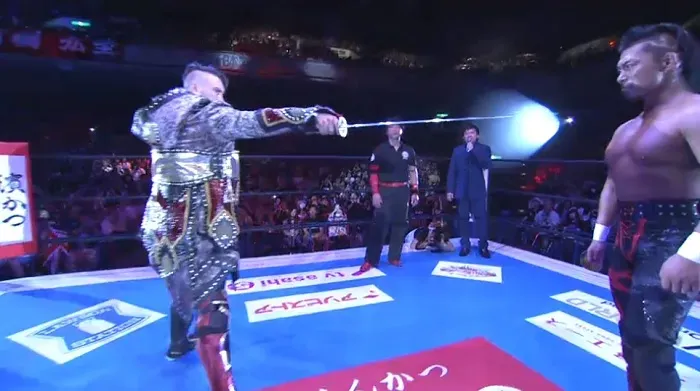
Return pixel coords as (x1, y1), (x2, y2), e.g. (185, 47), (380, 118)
(585, 23), (700, 391)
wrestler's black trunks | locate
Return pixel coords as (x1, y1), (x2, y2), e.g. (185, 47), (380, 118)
(610, 200), (699, 391)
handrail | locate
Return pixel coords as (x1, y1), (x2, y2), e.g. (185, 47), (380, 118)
(507, 218), (602, 243)
(493, 159), (605, 165)
(31, 154), (382, 161)
(490, 189), (598, 205)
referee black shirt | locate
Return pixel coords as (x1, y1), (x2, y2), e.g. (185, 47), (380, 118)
(368, 141), (417, 184)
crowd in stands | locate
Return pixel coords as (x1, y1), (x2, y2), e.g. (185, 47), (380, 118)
(512, 177), (601, 263)
(147, 27), (542, 71)
(524, 197), (597, 234)
(0, 155), (448, 280)
(1, 5), (547, 71)
(0, 107), (602, 282)
(0, 146), (608, 282)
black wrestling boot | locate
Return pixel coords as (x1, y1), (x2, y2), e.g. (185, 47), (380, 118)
(166, 340), (196, 361)
(166, 307), (195, 361)
(459, 247), (471, 257)
(479, 247), (491, 259)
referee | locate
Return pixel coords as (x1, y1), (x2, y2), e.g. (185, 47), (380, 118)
(356, 121), (419, 274)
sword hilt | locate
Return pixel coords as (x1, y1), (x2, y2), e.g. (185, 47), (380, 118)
(338, 116), (348, 138)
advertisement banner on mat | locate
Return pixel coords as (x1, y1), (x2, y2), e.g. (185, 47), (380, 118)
(261, 337), (562, 391)
(551, 290), (700, 359)
(244, 284), (393, 323)
(227, 266), (385, 295)
(527, 311), (700, 389)
(431, 261), (503, 283)
(0, 142), (37, 260)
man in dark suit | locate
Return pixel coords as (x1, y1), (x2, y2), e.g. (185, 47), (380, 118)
(447, 124), (492, 258)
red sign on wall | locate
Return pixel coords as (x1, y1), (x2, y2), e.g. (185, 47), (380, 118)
(41, 30), (92, 59)
(0, 28), (122, 61)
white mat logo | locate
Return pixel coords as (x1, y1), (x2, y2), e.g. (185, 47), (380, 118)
(76, 318), (115, 335)
(7, 299), (165, 364)
(527, 311), (700, 389)
(551, 290), (700, 359)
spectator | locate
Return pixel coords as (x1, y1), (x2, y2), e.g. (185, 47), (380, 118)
(561, 207), (585, 232)
(328, 203), (349, 248)
(306, 206), (329, 251)
(534, 199), (560, 227)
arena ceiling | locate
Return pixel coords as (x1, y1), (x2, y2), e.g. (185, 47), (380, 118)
(92, 1), (698, 58)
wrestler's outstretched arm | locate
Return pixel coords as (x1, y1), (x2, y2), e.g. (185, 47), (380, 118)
(199, 100), (340, 141)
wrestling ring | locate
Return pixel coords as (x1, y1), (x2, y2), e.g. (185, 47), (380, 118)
(1, 151), (700, 391)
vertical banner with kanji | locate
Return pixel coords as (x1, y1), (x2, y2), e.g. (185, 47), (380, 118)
(0, 142), (37, 260)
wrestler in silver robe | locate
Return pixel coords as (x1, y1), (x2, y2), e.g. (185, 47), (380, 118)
(130, 63), (343, 391)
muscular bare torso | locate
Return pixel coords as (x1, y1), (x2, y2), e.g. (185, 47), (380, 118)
(605, 94), (700, 201)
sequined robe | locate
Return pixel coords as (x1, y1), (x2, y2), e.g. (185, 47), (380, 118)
(131, 88), (325, 319)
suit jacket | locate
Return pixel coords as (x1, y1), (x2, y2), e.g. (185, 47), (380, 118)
(447, 142), (492, 199)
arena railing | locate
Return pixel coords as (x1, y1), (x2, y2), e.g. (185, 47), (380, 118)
(17, 154), (612, 278)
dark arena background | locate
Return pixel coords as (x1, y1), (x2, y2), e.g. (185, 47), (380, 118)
(0, 1), (699, 390)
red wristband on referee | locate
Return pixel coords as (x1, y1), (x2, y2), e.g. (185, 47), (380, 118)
(369, 173), (380, 194)
(410, 184), (419, 193)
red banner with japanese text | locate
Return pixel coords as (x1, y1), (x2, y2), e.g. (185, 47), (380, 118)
(263, 338), (562, 391)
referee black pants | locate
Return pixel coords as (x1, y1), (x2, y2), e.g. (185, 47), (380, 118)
(364, 186), (409, 265)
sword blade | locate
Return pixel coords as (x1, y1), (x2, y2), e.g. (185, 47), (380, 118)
(345, 115), (514, 129)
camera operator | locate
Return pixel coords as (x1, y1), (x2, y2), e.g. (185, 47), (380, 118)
(409, 214), (455, 252)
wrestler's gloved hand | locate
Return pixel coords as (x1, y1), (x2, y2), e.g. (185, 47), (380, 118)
(313, 106), (348, 137)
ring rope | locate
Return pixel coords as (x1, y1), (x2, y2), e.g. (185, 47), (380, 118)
(30, 153), (607, 166)
(39, 187), (447, 203)
(38, 188), (597, 205)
